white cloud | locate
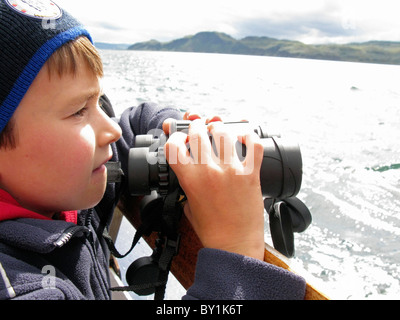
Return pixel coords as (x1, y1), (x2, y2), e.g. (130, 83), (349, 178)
(55, 0), (400, 44)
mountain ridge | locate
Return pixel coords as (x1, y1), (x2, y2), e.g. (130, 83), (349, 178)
(127, 31), (400, 65)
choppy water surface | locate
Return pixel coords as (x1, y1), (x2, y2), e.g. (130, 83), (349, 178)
(101, 50), (400, 300)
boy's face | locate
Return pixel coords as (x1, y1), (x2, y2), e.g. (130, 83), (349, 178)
(0, 56), (122, 217)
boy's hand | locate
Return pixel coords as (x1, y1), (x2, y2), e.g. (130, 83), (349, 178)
(164, 118), (265, 261)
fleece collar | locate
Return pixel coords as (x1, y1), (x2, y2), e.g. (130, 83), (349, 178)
(0, 189), (77, 224)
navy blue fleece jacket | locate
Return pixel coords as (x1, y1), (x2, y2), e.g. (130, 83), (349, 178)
(0, 101), (305, 300)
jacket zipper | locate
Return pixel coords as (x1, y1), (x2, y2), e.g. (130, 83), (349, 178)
(54, 225), (90, 248)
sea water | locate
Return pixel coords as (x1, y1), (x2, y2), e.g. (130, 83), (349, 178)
(100, 50), (400, 300)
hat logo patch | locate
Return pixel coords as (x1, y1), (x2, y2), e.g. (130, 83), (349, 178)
(5, 0), (62, 20)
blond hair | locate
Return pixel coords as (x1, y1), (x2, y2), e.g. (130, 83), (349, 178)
(46, 36), (103, 78)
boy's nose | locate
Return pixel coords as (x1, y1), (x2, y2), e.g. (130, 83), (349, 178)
(97, 109), (122, 146)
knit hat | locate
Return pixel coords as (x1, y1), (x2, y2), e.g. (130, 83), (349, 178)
(0, 0), (92, 133)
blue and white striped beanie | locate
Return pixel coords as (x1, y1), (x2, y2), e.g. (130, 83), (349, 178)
(0, 0), (92, 133)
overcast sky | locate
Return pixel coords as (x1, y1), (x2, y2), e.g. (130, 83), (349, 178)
(56, 0), (400, 45)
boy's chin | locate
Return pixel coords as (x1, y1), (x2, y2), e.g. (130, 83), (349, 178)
(80, 182), (108, 210)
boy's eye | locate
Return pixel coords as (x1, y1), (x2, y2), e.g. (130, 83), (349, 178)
(73, 107), (88, 117)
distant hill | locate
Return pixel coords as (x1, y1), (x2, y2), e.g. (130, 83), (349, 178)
(128, 31), (400, 65)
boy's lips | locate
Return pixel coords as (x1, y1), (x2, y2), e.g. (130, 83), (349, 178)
(93, 155), (113, 172)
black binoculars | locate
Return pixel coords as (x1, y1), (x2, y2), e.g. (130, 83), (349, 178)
(128, 120), (303, 200)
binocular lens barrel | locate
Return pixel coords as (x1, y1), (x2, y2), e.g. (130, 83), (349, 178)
(258, 137), (302, 199)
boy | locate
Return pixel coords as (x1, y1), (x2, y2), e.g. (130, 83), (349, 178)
(0, 0), (306, 300)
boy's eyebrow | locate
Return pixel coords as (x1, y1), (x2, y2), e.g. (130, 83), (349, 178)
(67, 87), (102, 107)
